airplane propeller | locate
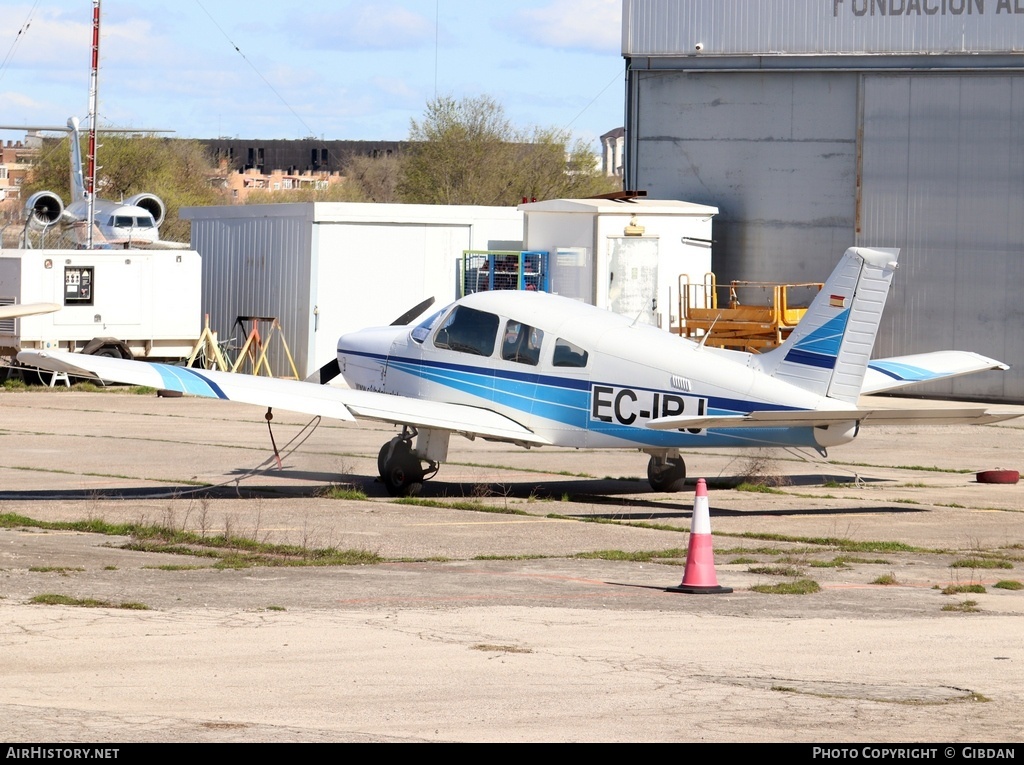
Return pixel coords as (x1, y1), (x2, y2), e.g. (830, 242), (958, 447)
(390, 297), (435, 326)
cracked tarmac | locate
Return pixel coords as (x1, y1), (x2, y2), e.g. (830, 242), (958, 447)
(1, 390), (1022, 742)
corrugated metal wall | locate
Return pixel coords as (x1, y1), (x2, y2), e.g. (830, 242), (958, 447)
(629, 70), (859, 282)
(625, 1), (1024, 402)
(860, 73), (1024, 400)
(624, 0), (1024, 56)
(191, 211), (314, 378)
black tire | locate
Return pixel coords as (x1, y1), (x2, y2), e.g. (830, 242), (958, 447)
(377, 437), (411, 479)
(383, 450), (424, 497)
(647, 455), (687, 493)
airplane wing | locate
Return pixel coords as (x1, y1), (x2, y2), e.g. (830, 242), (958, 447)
(17, 349), (548, 446)
(0, 303), (60, 320)
(863, 351), (1010, 395)
(647, 407), (1020, 430)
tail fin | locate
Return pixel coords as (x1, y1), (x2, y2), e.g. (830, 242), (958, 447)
(756, 247), (899, 404)
(67, 117), (86, 204)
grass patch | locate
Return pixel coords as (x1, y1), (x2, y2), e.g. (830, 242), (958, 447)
(1, 512), (382, 569)
(735, 482), (786, 494)
(471, 644), (533, 654)
(950, 558), (1013, 570)
(395, 497), (527, 515)
(942, 600), (981, 613)
(28, 566), (85, 575)
(942, 584), (986, 595)
(871, 573), (898, 585)
(575, 548), (688, 563)
(750, 579), (821, 595)
(265, 605), (286, 612)
(142, 564), (207, 571)
(833, 461), (974, 475)
(748, 565), (803, 577)
(30, 593), (149, 610)
(319, 485), (368, 501)
(729, 556), (758, 565)
(808, 558), (850, 569)
(726, 531), (924, 553)
(993, 580), (1023, 591)
(716, 546), (798, 556)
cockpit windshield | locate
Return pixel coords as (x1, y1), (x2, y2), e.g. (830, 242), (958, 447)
(433, 306), (499, 356)
(411, 308), (445, 344)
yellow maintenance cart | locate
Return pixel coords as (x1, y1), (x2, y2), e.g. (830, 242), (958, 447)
(676, 273), (823, 352)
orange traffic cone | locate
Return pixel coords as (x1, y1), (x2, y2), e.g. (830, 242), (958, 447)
(667, 478), (732, 594)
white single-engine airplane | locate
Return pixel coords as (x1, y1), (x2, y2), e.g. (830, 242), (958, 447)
(2, 117), (186, 250)
(18, 247), (1016, 496)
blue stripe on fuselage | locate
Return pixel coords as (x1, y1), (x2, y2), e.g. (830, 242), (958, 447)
(343, 349), (804, 445)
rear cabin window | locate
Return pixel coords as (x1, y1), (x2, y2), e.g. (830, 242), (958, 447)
(552, 338), (589, 368)
(433, 306), (499, 357)
(501, 321), (544, 366)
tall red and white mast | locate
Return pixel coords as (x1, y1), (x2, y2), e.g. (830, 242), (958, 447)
(85, 0), (100, 250)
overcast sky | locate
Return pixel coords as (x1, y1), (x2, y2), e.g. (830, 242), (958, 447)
(0, 0), (624, 149)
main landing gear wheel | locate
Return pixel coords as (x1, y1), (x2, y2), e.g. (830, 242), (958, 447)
(378, 436), (425, 497)
(647, 455), (686, 493)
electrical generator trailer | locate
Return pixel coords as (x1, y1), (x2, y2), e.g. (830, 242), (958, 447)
(0, 248), (201, 363)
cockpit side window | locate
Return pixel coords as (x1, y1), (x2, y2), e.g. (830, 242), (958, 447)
(552, 338), (589, 368)
(433, 306), (499, 357)
(501, 321), (544, 366)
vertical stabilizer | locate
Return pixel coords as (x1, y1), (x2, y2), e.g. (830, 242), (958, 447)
(756, 247), (899, 403)
(67, 117), (86, 204)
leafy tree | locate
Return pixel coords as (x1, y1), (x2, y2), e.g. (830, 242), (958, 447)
(344, 154), (404, 203)
(22, 134), (226, 243)
(399, 95), (619, 206)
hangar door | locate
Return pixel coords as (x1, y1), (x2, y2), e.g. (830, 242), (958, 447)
(858, 74), (1024, 402)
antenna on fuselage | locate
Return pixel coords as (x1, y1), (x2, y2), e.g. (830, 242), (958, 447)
(698, 314), (723, 349)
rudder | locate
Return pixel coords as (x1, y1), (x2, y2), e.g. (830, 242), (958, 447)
(756, 247), (899, 403)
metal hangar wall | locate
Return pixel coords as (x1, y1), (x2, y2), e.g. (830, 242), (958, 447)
(623, 0), (1024, 402)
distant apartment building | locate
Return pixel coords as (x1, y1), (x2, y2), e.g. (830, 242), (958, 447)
(0, 141), (34, 203)
(199, 137), (407, 203)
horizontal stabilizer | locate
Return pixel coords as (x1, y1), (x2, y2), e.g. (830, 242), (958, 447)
(647, 407), (1020, 431)
(18, 349), (548, 446)
(863, 351), (1009, 395)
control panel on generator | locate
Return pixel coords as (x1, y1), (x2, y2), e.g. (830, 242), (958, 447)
(64, 266), (94, 306)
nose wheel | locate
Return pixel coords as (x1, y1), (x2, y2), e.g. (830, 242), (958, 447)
(647, 454), (686, 493)
(378, 435), (428, 497)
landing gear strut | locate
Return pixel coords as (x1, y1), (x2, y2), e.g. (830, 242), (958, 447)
(647, 454), (687, 493)
(377, 427), (440, 497)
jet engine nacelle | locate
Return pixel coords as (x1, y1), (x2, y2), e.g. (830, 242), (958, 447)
(24, 191), (65, 230)
(124, 193), (166, 228)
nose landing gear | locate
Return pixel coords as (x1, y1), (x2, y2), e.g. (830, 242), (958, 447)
(377, 427), (440, 497)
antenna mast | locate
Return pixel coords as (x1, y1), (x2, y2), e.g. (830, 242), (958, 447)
(86, 0), (100, 250)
